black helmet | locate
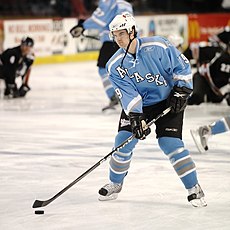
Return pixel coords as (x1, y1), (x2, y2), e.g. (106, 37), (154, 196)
(21, 37), (34, 47)
(217, 26), (230, 45)
(208, 26), (230, 50)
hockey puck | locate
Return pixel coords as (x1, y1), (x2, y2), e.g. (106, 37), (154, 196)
(35, 210), (44, 215)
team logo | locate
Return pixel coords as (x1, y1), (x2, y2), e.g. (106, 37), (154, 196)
(120, 119), (130, 127)
(165, 127), (178, 132)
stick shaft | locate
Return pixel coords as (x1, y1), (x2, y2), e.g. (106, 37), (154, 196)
(32, 107), (171, 208)
(82, 34), (100, 41)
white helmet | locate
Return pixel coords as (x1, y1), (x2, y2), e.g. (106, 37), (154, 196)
(168, 34), (184, 48)
(109, 12), (136, 38)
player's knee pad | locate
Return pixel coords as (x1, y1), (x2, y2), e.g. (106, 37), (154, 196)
(114, 130), (138, 152)
(109, 150), (132, 176)
(158, 136), (185, 156)
(158, 137), (197, 188)
(109, 131), (138, 183)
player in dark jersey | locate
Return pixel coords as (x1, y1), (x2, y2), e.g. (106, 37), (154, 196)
(187, 27), (230, 105)
(0, 37), (35, 98)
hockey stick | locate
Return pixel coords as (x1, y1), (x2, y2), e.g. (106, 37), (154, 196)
(22, 67), (31, 86)
(32, 107), (171, 208)
(82, 34), (100, 41)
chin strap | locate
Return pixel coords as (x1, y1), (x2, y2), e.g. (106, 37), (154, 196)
(121, 37), (135, 67)
(121, 27), (137, 67)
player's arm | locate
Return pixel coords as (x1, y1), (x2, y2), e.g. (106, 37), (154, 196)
(159, 42), (193, 113)
(70, 1), (111, 37)
(18, 53), (35, 97)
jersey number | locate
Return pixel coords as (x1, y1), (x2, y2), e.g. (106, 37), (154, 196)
(94, 7), (104, 17)
(220, 63), (230, 73)
(115, 88), (122, 99)
(180, 54), (189, 64)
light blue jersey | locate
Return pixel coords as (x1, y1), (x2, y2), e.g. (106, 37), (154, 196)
(83, 0), (133, 42)
(106, 36), (193, 114)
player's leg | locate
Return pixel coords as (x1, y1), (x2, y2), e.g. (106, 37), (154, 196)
(98, 130), (138, 201)
(98, 67), (117, 100)
(156, 110), (207, 207)
(191, 116), (230, 153)
(187, 72), (209, 105)
(19, 68), (32, 97)
(99, 110), (138, 201)
(3, 71), (20, 98)
(97, 41), (120, 111)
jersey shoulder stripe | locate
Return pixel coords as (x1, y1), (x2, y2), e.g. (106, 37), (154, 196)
(140, 37), (168, 50)
(140, 41), (168, 50)
(125, 94), (142, 114)
(107, 51), (125, 73)
(91, 15), (107, 27)
(173, 73), (193, 82)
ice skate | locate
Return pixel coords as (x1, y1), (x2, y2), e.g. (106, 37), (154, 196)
(187, 184), (207, 207)
(4, 85), (20, 99)
(190, 125), (211, 153)
(102, 95), (120, 112)
(98, 182), (122, 201)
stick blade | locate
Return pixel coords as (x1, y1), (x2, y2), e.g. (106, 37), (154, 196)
(32, 200), (45, 208)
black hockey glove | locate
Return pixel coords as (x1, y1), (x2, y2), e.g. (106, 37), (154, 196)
(4, 84), (20, 98)
(129, 112), (151, 140)
(167, 86), (193, 113)
(24, 53), (35, 67)
(19, 84), (31, 97)
(70, 19), (85, 38)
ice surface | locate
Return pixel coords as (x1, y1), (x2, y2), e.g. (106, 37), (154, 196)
(0, 61), (229, 230)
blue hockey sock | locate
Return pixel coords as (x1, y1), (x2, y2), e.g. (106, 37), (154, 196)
(98, 67), (115, 99)
(109, 131), (138, 183)
(211, 116), (230, 135)
(158, 137), (198, 189)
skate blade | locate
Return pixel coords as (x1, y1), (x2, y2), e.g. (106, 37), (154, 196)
(190, 197), (207, 207)
(102, 106), (116, 112)
(102, 104), (120, 112)
(190, 129), (206, 154)
(98, 193), (118, 201)
(102, 107), (120, 115)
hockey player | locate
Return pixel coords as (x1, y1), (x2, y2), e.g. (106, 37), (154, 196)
(187, 27), (230, 105)
(69, 0), (133, 111)
(0, 37), (35, 98)
(191, 116), (230, 153)
(98, 12), (207, 207)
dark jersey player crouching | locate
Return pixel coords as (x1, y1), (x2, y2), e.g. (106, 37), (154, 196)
(98, 12), (207, 207)
(0, 37), (35, 98)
